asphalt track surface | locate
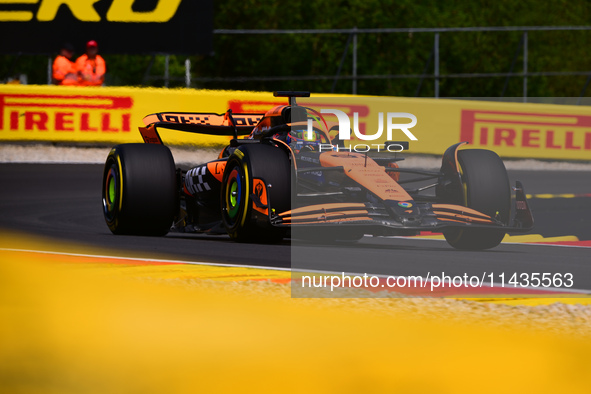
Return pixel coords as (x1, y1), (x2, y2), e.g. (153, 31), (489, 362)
(1, 163), (590, 291)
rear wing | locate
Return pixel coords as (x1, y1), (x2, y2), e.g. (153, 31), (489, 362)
(139, 110), (264, 144)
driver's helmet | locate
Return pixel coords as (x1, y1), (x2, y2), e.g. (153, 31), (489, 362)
(274, 123), (330, 153)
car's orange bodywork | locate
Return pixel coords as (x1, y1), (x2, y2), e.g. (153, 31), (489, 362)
(135, 92), (533, 240)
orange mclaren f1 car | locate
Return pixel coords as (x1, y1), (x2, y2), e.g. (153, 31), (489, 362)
(102, 92), (533, 250)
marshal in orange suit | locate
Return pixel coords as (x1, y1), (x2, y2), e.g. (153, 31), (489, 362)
(76, 40), (106, 87)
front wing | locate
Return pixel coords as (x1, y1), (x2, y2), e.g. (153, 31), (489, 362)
(268, 181), (533, 235)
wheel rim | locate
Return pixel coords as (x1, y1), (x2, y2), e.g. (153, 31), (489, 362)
(225, 167), (242, 224)
(229, 181), (238, 208)
(103, 163), (119, 221)
(108, 173), (116, 207)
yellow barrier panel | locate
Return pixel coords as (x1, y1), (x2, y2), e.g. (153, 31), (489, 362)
(1, 85), (590, 160)
(0, 85), (276, 147)
(298, 96), (591, 161)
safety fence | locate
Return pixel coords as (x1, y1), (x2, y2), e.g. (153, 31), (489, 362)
(207, 26), (591, 101)
(6, 25), (591, 101)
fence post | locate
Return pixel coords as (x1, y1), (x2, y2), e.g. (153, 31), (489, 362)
(185, 58), (191, 88)
(331, 32), (354, 93)
(414, 46), (434, 97)
(47, 56), (52, 85)
(523, 31), (528, 102)
(577, 74), (591, 104)
(352, 27), (358, 95)
(434, 33), (440, 98)
(164, 54), (170, 88)
(501, 34), (525, 97)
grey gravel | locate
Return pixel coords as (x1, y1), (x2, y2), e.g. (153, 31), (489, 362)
(1, 143), (590, 170)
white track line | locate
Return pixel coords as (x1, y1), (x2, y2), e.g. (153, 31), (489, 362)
(2, 247), (590, 295)
(0, 247), (291, 272)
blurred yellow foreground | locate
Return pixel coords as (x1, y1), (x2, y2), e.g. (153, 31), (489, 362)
(1, 242), (590, 393)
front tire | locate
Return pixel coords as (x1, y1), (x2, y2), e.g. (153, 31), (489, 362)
(221, 144), (290, 243)
(102, 143), (177, 236)
(443, 149), (511, 250)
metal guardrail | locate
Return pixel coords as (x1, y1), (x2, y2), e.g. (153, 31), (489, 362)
(214, 26), (591, 34)
(200, 26), (591, 101)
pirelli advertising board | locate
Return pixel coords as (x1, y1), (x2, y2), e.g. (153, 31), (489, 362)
(0, 0), (213, 54)
(1, 84), (591, 161)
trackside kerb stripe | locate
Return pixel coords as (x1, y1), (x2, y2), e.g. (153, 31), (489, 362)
(395, 234), (591, 248)
(2, 247), (590, 295)
(526, 193), (591, 199)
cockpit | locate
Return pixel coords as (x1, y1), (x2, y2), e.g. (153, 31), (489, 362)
(280, 122), (331, 153)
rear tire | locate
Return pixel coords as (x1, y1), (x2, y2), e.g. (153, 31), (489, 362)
(443, 149), (510, 250)
(102, 143), (177, 236)
(221, 144), (290, 243)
